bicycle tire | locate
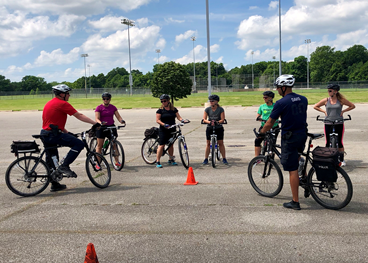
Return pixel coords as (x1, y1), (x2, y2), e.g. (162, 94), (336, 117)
(89, 138), (97, 152)
(85, 152), (111, 188)
(308, 166), (353, 210)
(5, 156), (50, 197)
(178, 137), (190, 169)
(330, 136), (338, 149)
(248, 156), (283, 197)
(141, 137), (159, 164)
(216, 143), (221, 161)
(110, 140), (125, 171)
(211, 137), (217, 168)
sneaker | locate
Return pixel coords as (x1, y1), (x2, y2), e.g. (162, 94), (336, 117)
(202, 158), (209, 165)
(304, 188), (310, 198)
(57, 165), (77, 178)
(115, 162), (121, 168)
(95, 164), (101, 170)
(341, 161), (346, 167)
(222, 158), (229, 165)
(283, 200), (301, 210)
(50, 182), (67, 192)
(156, 162), (162, 168)
(168, 160), (178, 165)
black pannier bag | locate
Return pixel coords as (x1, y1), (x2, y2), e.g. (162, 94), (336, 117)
(11, 141), (40, 155)
(312, 146), (340, 182)
(144, 127), (159, 139)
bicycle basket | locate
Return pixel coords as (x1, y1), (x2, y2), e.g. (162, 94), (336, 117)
(144, 127), (159, 138)
(11, 141), (40, 156)
(312, 146), (340, 182)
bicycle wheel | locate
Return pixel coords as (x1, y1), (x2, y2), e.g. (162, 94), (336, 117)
(85, 152), (111, 188)
(248, 156), (283, 197)
(110, 140), (125, 171)
(211, 137), (217, 168)
(5, 156), (50, 197)
(89, 138), (97, 151)
(216, 145), (221, 161)
(308, 166), (353, 210)
(330, 136), (338, 149)
(141, 137), (159, 164)
(178, 137), (190, 169)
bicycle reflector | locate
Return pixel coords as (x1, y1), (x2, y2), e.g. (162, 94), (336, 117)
(310, 144), (313, 148)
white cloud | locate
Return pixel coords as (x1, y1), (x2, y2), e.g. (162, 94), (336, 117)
(34, 47), (81, 67)
(211, 44), (220, 53)
(89, 15), (123, 32)
(268, 1), (278, 10)
(0, 0), (153, 16)
(153, 55), (169, 64)
(165, 17), (185, 23)
(136, 18), (149, 27)
(175, 45), (207, 64)
(249, 6), (258, 10)
(156, 38), (166, 49)
(175, 30), (197, 44)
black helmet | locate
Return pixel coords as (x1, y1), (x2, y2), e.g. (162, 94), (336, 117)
(327, 84), (340, 91)
(102, 92), (112, 99)
(208, 94), (220, 102)
(263, 91), (275, 98)
(160, 94), (170, 100)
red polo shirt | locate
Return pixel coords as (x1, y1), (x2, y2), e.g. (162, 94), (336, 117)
(42, 98), (77, 131)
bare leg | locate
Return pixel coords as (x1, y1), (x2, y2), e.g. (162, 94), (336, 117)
(289, 170), (299, 202)
(218, 140), (226, 159)
(205, 140), (210, 159)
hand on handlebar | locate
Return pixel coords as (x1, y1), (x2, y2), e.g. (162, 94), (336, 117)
(164, 124), (170, 128)
(120, 120), (126, 124)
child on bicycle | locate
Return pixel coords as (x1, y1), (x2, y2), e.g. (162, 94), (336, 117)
(202, 94), (228, 165)
(95, 92), (125, 168)
(254, 91), (279, 156)
(313, 84), (355, 166)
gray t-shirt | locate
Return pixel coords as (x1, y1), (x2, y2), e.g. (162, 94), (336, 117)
(325, 98), (343, 123)
(204, 106), (224, 128)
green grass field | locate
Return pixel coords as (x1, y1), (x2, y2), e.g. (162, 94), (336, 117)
(0, 89), (367, 111)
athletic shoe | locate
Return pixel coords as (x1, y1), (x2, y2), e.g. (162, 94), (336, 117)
(341, 161), (346, 167)
(95, 164), (101, 170)
(156, 162), (162, 168)
(283, 200), (301, 210)
(168, 160), (178, 165)
(115, 162), (122, 167)
(202, 159), (209, 165)
(50, 182), (67, 192)
(57, 165), (77, 178)
(222, 158), (229, 165)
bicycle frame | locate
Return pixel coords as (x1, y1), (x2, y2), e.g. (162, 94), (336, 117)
(100, 125), (125, 155)
(161, 123), (185, 159)
(316, 114), (351, 148)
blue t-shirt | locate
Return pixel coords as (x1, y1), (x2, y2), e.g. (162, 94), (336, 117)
(269, 93), (308, 135)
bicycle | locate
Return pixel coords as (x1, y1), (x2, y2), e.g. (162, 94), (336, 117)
(5, 127), (111, 197)
(248, 129), (353, 210)
(201, 119), (227, 168)
(141, 120), (190, 169)
(316, 114), (351, 149)
(89, 124), (126, 171)
(255, 117), (280, 156)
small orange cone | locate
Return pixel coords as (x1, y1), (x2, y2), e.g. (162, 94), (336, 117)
(184, 167), (198, 185)
(84, 243), (99, 263)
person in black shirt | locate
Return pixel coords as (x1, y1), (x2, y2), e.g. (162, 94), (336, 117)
(155, 94), (186, 168)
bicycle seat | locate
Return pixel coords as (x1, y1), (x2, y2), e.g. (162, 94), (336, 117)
(32, 135), (42, 139)
(307, 133), (324, 140)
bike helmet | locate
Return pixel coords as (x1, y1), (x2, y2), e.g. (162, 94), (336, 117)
(52, 84), (71, 94)
(326, 84), (340, 91)
(262, 91), (275, 98)
(274, 74), (295, 88)
(160, 94), (170, 100)
(208, 94), (220, 102)
(102, 92), (112, 99)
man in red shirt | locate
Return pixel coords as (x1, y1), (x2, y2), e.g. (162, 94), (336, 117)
(41, 84), (97, 192)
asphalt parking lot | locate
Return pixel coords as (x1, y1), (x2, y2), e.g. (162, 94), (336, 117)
(0, 104), (367, 262)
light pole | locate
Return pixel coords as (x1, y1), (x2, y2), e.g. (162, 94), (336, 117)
(121, 18), (135, 96)
(272, 56), (276, 83)
(155, 49), (161, 64)
(305, 39), (311, 89)
(87, 64), (91, 89)
(251, 51), (254, 89)
(278, 0), (282, 75)
(206, 0), (211, 96)
(81, 54), (88, 98)
(191, 36), (196, 92)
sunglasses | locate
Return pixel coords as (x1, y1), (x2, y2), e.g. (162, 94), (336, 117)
(103, 98), (110, 100)
(263, 97), (268, 99)
(161, 100), (168, 103)
(209, 100), (216, 102)
(328, 90), (334, 93)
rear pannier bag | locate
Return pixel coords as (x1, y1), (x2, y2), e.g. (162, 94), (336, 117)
(11, 141), (40, 155)
(312, 146), (340, 182)
(144, 127), (159, 138)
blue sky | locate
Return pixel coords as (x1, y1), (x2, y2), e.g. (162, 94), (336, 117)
(0, 0), (367, 83)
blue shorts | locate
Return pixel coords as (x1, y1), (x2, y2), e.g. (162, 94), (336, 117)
(280, 132), (307, 171)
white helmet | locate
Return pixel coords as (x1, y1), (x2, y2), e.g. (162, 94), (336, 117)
(274, 75), (295, 88)
(52, 84), (71, 93)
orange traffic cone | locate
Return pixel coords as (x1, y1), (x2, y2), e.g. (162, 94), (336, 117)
(84, 243), (99, 263)
(184, 167), (198, 185)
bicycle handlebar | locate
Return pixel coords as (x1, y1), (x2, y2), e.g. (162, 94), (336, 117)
(316, 114), (351, 123)
(167, 120), (190, 129)
(201, 119), (227, 125)
(256, 117), (279, 124)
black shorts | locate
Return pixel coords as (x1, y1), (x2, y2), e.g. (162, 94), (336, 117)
(254, 125), (280, 147)
(280, 132), (307, 171)
(206, 126), (224, 141)
(96, 125), (117, 139)
(158, 127), (176, 145)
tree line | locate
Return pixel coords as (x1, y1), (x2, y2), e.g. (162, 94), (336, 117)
(0, 44), (367, 93)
